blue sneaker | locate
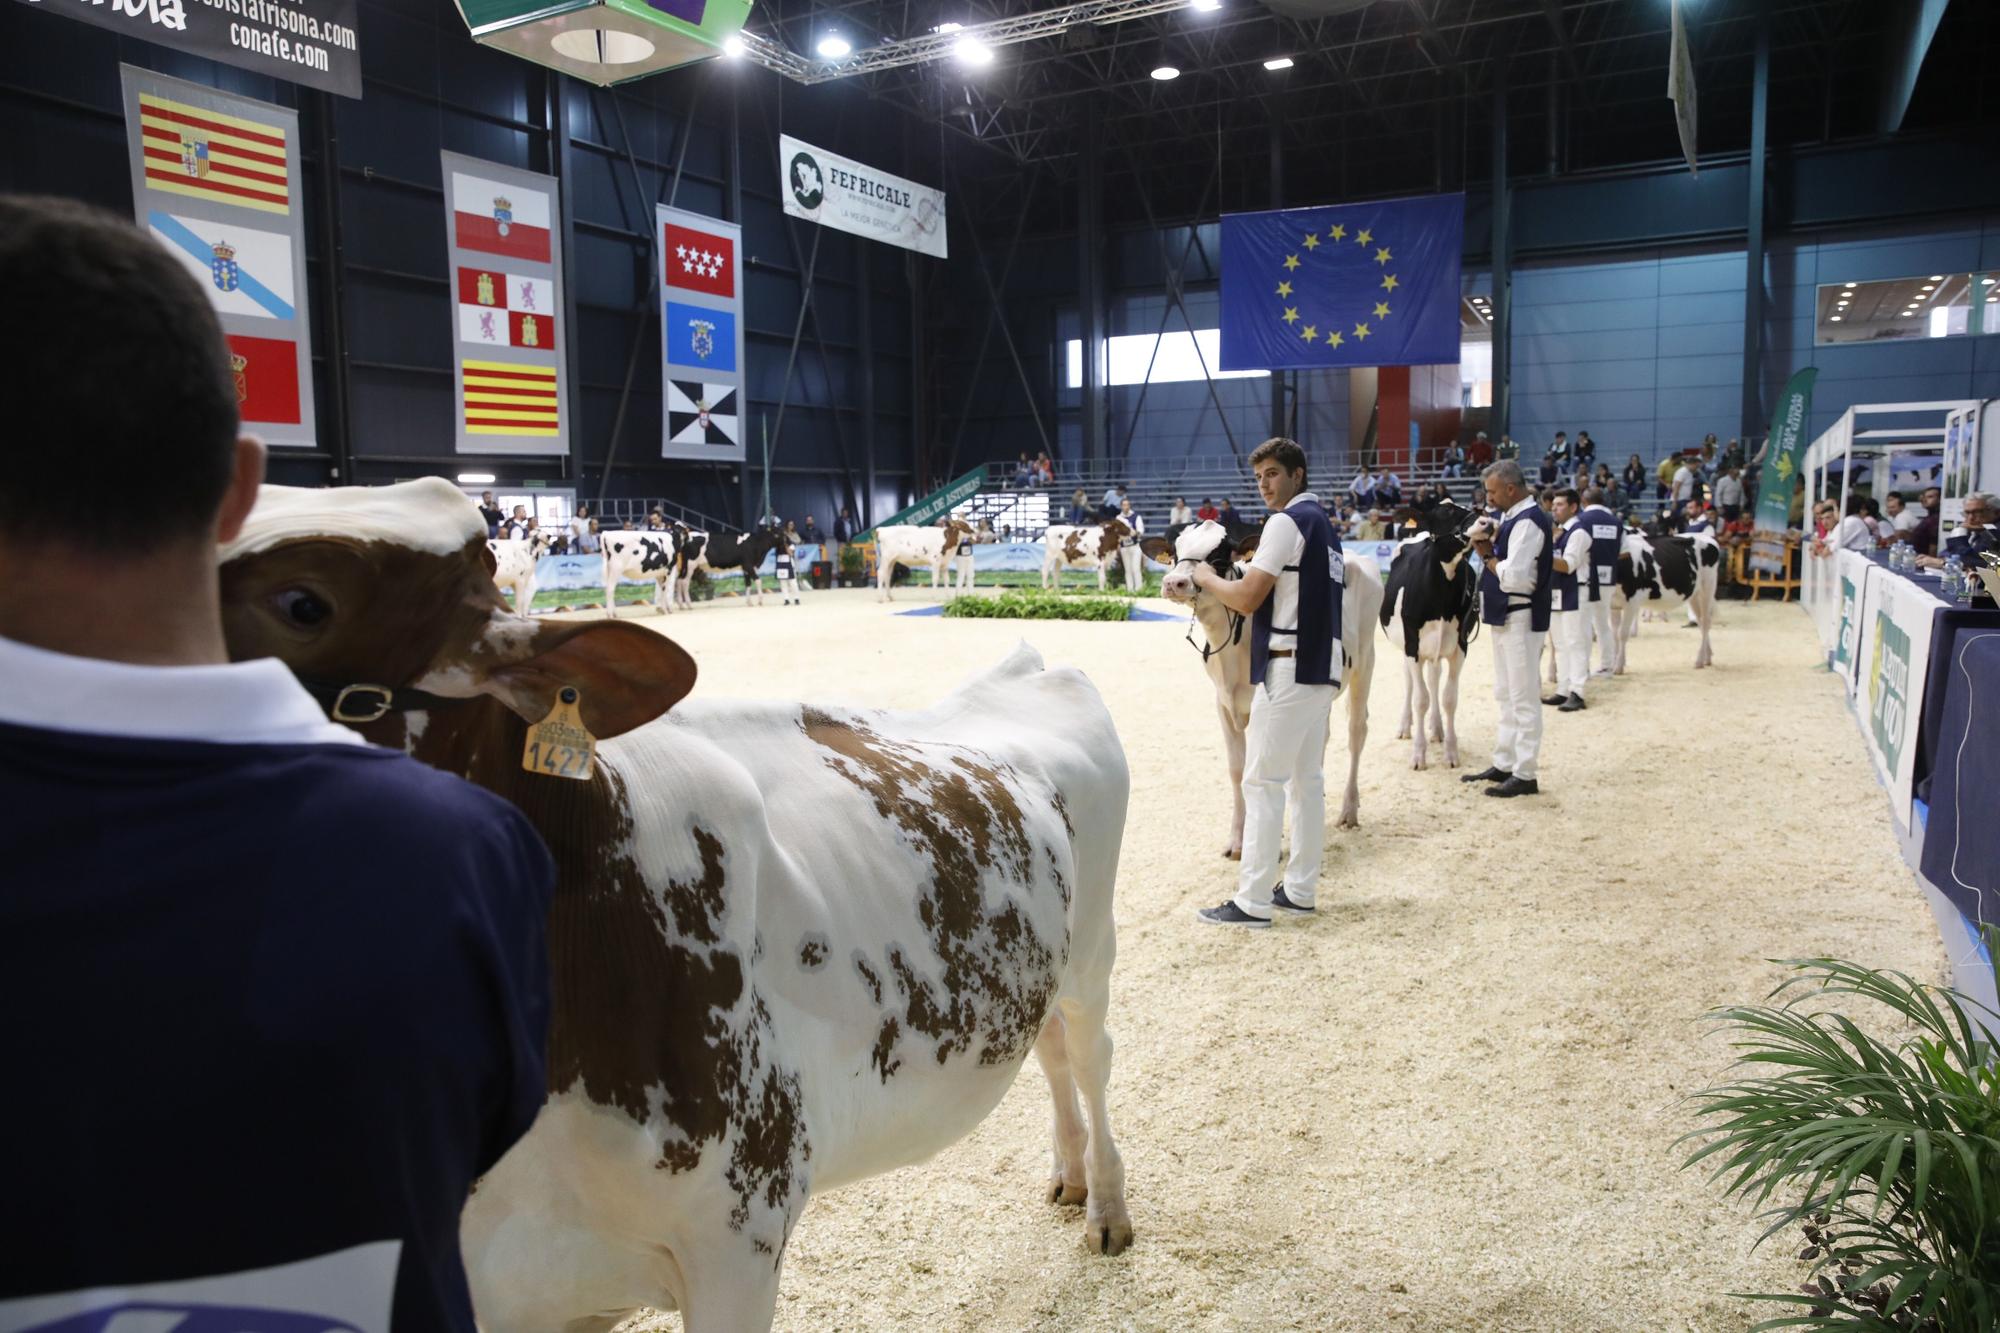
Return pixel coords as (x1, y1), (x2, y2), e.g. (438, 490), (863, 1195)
(1195, 900), (1271, 928)
(1269, 887), (1316, 915)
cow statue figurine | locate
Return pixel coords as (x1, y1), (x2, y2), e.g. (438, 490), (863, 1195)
(1042, 519), (1130, 591)
(1142, 519), (1381, 859)
(874, 519), (974, 601)
(488, 528), (557, 618)
(1379, 500), (1484, 769)
(217, 479), (1134, 1332)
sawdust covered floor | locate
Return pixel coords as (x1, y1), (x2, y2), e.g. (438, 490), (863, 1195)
(564, 587), (1941, 1332)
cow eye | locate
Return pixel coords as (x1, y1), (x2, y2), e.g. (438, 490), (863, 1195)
(275, 587), (332, 628)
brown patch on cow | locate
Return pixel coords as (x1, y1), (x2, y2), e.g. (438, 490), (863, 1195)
(871, 1017), (902, 1081)
(665, 827), (727, 944)
(1062, 530), (1084, 563)
(1097, 520), (1130, 559)
(798, 934), (829, 970)
(854, 954), (884, 1004)
(1049, 789), (1074, 842)
(801, 708), (1059, 1072)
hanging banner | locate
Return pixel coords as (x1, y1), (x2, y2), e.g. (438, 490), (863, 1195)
(23, 0), (361, 99)
(1667, 0), (1698, 175)
(779, 134), (947, 259)
(1749, 365), (1818, 573)
(121, 66), (317, 449)
(657, 205), (746, 463)
(443, 152), (570, 457)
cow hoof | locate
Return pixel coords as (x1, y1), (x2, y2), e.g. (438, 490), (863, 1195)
(1337, 814), (1359, 830)
(1086, 1216), (1134, 1257)
(1411, 755), (1427, 771)
(1221, 846), (1242, 861)
(1395, 726), (1412, 740)
(1048, 1179), (1087, 1207)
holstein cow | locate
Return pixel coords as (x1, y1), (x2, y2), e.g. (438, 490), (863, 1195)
(1611, 529), (1720, 672)
(489, 529), (557, 617)
(601, 528), (684, 617)
(1142, 519), (1380, 859)
(217, 480), (1133, 1332)
(1378, 500), (1484, 769)
(874, 519), (974, 601)
(1043, 519), (1131, 591)
(671, 523), (708, 610)
(690, 527), (788, 606)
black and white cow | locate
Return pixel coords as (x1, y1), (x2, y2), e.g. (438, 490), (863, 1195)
(602, 529), (685, 617)
(1378, 500), (1484, 769)
(687, 527), (787, 606)
(1611, 530), (1721, 671)
(1143, 520), (1380, 859)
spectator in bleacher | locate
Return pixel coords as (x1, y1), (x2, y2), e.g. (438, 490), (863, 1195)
(1621, 454), (1647, 499)
(1602, 473), (1626, 515)
(1377, 470), (1403, 508)
(1713, 466), (1745, 522)
(1197, 497), (1220, 522)
(1575, 431), (1596, 473)
(1357, 510), (1388, 540)
(646, 509), (668, 531)
(1011, 453), (1034, 489)
(1547, 431), (1569, 468)
(1169, 497), (1192, 527)
(1217, 498), (1240, 526)
(1496, 433), (1520, 461)
(1536, 452), (1559, 488)
(1671, 455), (1698, 507)
(975, 517), (998, 544)
(1348, 468), (1378, 511)
(1067, 488), (1091, 526)
(1442, 439), (1467, 478)
(575, 518), (601, 554)
(477, 491), (503, 537)
(798, 514), (820, 551)
(1722, 438), (1746, 471)
(1467, 431), (1494, 470)
(1721, 509), (1754, 551)
(1102, 481), (1127, 511)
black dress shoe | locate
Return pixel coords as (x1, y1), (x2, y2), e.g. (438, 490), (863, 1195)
(1461, 766), (1510, 784)
(1484, 776), (1541, 798)
(1541, 693), (1567, 706)
(1558, 693), (1587, 712)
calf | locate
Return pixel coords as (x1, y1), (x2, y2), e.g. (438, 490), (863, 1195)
(488, 529), (556, 617)
(1043, 520), (1130, 591)
(217, 480), (1133, 1332)
(1378, 501), (1483, 769)
(1142, 519), (1380, 859)
(601, 529), (683, 617)
(874, 519), (974, 601)
(1611, 530), (1720, 671)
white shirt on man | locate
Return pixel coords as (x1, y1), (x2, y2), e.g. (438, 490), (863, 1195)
(1893, 504), (1927, 532)
(1714, 474), (1744, 508)
(1349, 473), (1377, 499)
(1672, 465), (1696, 502)
(1824, 515), (1874, 552)
(1496, 496), (1547, 595)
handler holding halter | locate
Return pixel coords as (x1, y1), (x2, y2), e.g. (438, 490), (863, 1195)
(1190, 437), (1344, 928)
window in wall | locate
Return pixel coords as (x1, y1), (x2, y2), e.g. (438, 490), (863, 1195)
(1063, 329), (1268, 387)
(1816, 273), (1999, 345)
(1460, 294), (1493, 408)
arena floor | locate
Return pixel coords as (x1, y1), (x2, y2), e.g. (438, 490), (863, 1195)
(579, 586), (1943, 1333)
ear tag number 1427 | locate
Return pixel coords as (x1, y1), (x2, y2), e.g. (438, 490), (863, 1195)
(523, 686), (596, 781)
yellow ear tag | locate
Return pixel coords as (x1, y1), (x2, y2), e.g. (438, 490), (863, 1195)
(522, 686), (596, 781)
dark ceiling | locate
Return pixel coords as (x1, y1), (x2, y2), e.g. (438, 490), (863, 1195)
(741, 0), (2000, 231)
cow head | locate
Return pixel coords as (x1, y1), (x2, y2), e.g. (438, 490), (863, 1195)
(1406, 499), (1486, 568)
(1143, 520), (1256, 604)
(218, 479), (694, 746)
(943, 517), (973, 550)
(1096, 519), (1131, 559)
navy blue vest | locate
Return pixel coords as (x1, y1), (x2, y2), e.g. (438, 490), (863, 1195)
(1479, 503), (1555, 631)
(776, 549), (795, 577)
(1251, 497), (1344, 687)
(1552, 518), (1581, 612)
(1580, 505), (1620, 603)
(1683, 516), (1714, 536)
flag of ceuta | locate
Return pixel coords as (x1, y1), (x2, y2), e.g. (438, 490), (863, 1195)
(456, 266), (556, 349)
(663, 222), (734, 299)
(451, 171), (551, 264)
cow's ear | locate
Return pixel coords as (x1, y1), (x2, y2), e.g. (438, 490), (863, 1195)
(1139, 536), (1170, 562)
(484, 620), (695, 739)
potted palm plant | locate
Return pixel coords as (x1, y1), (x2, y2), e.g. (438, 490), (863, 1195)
(1682, 949), (2000, 1331)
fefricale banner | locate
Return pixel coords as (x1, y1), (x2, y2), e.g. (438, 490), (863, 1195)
(20, 0), (360, 98)
(780, 134), (947, 259)
(121, 65), (317, 448)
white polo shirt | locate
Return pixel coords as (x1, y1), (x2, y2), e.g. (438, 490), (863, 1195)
(1249, 491), (1325, 645)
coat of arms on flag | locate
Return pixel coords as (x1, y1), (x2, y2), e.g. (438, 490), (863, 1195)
(664, 301), (737, 374)
(210, 240), (239, 292)
(181, 137), (209, 177)
(666, 381), (738, 447)
(139, 92), (290, 215)
(148, 212), (296, 321)
(455, 266), (557, 349)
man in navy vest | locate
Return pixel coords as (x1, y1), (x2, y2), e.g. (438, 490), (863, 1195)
(0, 197), (556, 1332)
(1544, 488), (1592, 713)
(1189, 438), (1345, 927)
(1462, 459), (1553, 797)
(1577, 486), (1622, 677)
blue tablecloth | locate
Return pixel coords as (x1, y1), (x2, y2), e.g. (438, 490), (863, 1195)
(1919, 627), (2000, 931)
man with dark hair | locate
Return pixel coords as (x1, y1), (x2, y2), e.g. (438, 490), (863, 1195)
(1544, 488), (1591, 713)
(0, 196), (555, 1330)
(1190, 438), (1346, 927)
(1463, 459), (1552, 797)
(1576, 486), (1622, 677)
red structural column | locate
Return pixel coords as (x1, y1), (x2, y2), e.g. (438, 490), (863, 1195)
(1377, 365), (1412, 472)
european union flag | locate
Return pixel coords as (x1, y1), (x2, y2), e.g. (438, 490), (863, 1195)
(1219, 192), (1464, 371)
(665, 300), (737, 375)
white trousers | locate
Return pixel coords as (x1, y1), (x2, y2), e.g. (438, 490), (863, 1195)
(1585, 596), (1616, 673)
(1119, 545), (1145, 589)
(1234, 659), (1336, 916)
(777, 576), (799, 601)
(952, 555), (975, 589)
(1553, 608), (1591, 697)
(1489, 617), (1546, 781)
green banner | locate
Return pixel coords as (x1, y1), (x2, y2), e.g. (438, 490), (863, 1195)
(1868, 609), (1913, 774)
(857, 467), (986, 542)
(1835, 572), (1859, 670)
(1749, 366), (1818, 573)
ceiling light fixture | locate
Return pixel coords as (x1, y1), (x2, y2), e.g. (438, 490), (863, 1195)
(1151, 63), (1180, 79)
(1263, 56), (1293, 70)
(1190, 0), (1221, 10)
(816, 32), (852, 57)
(1844, 283), (1856, 290)
(954, 35), (994, 65)
(934, 20), (962, 32)
(722, 32), (745, 55)
(1930, 274), (1944, 281)
(1829, 316), (1842, 322)
(457, 472), (497, 484)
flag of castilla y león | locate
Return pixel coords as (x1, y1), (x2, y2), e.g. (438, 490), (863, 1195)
(1219, 193), (1464, 372)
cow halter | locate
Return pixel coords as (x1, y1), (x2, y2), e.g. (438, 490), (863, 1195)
(1172, 554), (1245, 664)
(291, 676), (470, 723)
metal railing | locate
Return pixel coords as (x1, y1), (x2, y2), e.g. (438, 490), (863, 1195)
(594, 496), (734, 533)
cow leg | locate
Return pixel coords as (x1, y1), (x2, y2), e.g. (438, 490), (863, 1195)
(1615, 603), (1637, 674)
(1336, 674), (1367, 830)
(1440, 645), (1465, 768)
(1424, 654), (1445, 743)
(1407, 656), (1431, 770)
(1034, 1014), (1089, 1205)
(1219, 699), (1246, 859)
(878, 561), (894, 602)
(1058, 993), (1131, 1256)
(675, 1248), (785, 1333)
(1396, 656), (1415, 742)
(1695, 584), (1716, 668)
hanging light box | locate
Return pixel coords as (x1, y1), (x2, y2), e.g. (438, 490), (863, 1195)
(454, 0), (753, 86)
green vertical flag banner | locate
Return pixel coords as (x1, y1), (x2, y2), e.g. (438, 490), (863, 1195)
(1749, 365), (1818, 574)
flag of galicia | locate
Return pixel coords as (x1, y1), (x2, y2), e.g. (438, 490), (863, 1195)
(1219, 192), (1465, 371)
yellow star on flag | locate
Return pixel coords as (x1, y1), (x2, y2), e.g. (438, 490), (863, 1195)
(1282, 306), (1300, 325)
(1300, 324), (1317, 342)
(1327, 331), (1344, 349)
(1374, 301), (1391, 319)
(1283, 254), (1301, 271)
(1329, 224), (1346, 241)
(1375, 247), (1392, 265)
(1302, 233), (1320, 250)
(1356, 228), (1373, 245)
(1276, 280), (1293, 297)
(1354, 322), (1372, 340)
(1381, 274), (1399, 292)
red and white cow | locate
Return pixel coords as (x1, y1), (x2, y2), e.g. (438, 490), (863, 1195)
(1042, 520), (1130, 591)
(488, 530), (556, 617)
(1610, 530), (1720, 671)
(601, 528), (684, 616)
(217, 480), (1131, 1333)
(874, 519), (974, 601)
(1143, 519), (1380, 859)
